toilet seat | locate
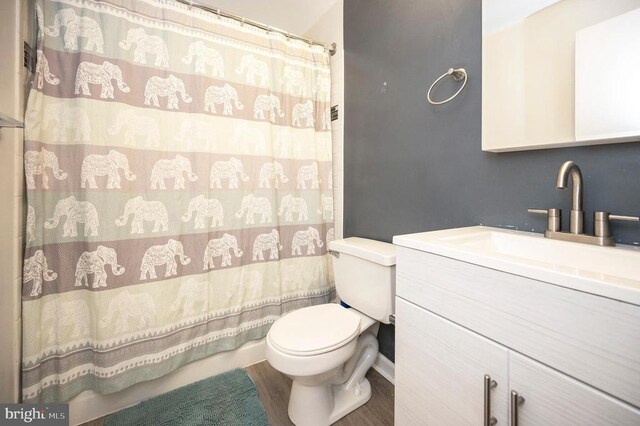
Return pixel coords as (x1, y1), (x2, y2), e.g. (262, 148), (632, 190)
(268, 304), (361, 356)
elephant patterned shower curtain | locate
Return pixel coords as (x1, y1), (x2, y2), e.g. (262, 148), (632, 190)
(23, 0), (334, 403)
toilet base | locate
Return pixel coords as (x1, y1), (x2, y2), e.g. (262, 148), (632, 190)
(288, 378), (372, 426)
(284, 331), (380, 426)
(329, 378), (372, 423)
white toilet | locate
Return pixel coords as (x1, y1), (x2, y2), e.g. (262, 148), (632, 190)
(265, 237), (396, 426)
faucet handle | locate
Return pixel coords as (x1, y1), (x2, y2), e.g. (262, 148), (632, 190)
(594, 212), (640, 238)
(528, 208), (561, 232)
(609, 214), (640, 222)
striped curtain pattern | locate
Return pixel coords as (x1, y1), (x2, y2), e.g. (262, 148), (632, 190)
(23, 0), (334, 403)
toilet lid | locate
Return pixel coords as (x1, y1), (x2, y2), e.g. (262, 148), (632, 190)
(268, 304), (361, 356)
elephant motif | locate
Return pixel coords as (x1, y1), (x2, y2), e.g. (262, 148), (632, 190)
(23, 250), (57, 297)
(26, 205), (36, 243)
(258, 161), (288, 188)
(119, 28), (169, 67)
(313, 74), (331, 101)
(278, 194), (309, 222)
(281, 261), (328, 293)
(230, 269), (265, 302)
(144, 74), (192, 109)
(182, 41), (224, 76)
(232, 123), (267, 154)
(204, 84), (244, 115)
(203, 233), (243, 269)
(44, 103), (91, 142)
(109, 109), (160, 147)
(35, 3), (44, 40)
(317, 194), (334, 220)
(150, 155), (198, 190)
(292, 100), (315, 127)
(35, 50), (60, 89)
(326, 227), (335, 243)
(99, 291), (156, 334)
(281, 263), (305, 293)
(210, 157), (250, 189)
(171, 279), (208, 317)
(25, 148), (68, 190)
(44, 8), (104, 53)
(115, 196), (168, 234)
(41, 299), (90, 345)
(75, 245), (125, 288)
(173, 118), (216, 149)
(74, 61), (130, 99)
(253, 94), (284, 123)
(182, 194), (224, 229)
(140, 239), (191, 280)
(280, 66), (306, 96)
(44, 196), (99, 237)
(322, 107), (331, 130)
(235, 194), (272, 225)
(296, 162), (321, 189)
(228, 268), (281, 301)
(252, 229), (283, 261)
(235, 54), (269, 86)
(292, 226), (324, 255)
(81, 150), (136, 189)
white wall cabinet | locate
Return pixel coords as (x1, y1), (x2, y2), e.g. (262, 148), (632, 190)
(395, 247), (640, 426)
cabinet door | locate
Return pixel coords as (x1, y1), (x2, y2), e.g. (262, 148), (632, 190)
(509, 352), (640, 426)
(395, 298), (509, 425)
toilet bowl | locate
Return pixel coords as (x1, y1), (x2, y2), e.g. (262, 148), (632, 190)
(266, 237), (396, 426)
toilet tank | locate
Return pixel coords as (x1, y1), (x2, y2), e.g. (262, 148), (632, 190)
(328, 237), (396, 324)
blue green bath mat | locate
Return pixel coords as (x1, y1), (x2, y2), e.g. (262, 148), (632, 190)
(104, 368), (270, 426)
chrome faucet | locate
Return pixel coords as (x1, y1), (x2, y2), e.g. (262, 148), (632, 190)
(528, 160), (639, 246)
(555, 161), (583, 234)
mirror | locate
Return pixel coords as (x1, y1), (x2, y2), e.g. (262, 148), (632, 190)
(482, 0), (640, 152)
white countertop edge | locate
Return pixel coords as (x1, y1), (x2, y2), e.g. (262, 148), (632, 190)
(393, 226), (640, 307)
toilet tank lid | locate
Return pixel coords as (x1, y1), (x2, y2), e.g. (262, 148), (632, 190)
(328, 237), (396, 266)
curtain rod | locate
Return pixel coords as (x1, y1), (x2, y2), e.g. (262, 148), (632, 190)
(174, 0), (337, 56)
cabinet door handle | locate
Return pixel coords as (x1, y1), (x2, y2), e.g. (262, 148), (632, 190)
(484, 375), (498, 426)
(510, 390), (525, 426)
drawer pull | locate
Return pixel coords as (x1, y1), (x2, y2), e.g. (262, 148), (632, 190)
(484, 374), (498, 426)
(510, 390), (525, 426)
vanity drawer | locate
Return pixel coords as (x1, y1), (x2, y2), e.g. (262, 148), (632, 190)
(396, 246), (640, 408)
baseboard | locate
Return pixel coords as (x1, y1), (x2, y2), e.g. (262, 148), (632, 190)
(372, 353), (395, 385)
(69, 339), (266, 426)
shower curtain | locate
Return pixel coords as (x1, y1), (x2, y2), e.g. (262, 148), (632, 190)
(22, 0), (334, 403)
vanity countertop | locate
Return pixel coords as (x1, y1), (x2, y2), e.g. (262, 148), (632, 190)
(393, 226), (640, 306)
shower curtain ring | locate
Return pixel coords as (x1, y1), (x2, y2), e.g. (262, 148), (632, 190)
(216, 8), (220, 19)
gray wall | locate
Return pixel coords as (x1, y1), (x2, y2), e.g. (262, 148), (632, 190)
(344, 0), (640, 362)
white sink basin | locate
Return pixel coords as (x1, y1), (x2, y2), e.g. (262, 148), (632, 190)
(393, 226), (640, 305)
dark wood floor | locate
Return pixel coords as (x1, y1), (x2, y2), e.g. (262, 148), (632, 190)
(81, 361), (394, 426)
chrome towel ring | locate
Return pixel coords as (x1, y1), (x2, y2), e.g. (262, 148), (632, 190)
(427, 68), (468, 105)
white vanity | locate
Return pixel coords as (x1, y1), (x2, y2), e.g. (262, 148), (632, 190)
(393, 226), (640, 425)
